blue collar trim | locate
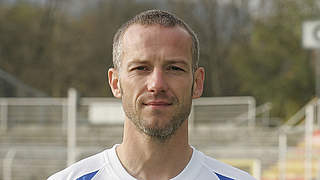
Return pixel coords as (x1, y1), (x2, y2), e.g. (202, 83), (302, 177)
(76, 170), (99, 180)
(215, 172), (234, 180)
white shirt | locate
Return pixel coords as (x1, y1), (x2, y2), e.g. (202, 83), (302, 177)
(48, 145), (256, 180)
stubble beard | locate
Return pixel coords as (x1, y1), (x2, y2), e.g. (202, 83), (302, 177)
(122, 92), (192, 143)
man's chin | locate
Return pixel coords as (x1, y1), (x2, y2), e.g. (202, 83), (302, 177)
(141, 127), (175, 142)
(142, 120), (174, 131)
(138, 119), (182, 142)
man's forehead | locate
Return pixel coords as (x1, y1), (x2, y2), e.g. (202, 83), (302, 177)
(122, 24), (191, 45)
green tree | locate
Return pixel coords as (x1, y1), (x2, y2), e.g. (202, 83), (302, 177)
(228, 0), (319, 120)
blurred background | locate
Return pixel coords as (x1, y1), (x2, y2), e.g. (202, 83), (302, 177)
(0, 0), (320, 179)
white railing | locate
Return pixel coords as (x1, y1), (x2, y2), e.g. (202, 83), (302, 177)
(190, 96), (256, 127)
(0, 97), (67, 131)
(0, 96), (256, 129)
(0, 92), (259, 179)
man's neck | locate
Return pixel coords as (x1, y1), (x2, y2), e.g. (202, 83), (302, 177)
(116, 119), (192, 180)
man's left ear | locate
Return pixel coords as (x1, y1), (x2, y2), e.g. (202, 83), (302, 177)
(192, 67), (205, 99)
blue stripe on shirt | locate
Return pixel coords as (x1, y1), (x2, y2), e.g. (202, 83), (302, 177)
(215, 172), (234, 180)
(76, 170), (99, 180)
(76, 169), (234, 180)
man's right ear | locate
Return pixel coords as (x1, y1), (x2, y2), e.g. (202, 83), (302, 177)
(108, 68), (122, 98)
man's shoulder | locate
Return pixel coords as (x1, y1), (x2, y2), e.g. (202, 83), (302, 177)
(198, 151), (256, 180)
(47, 149), (109, 180)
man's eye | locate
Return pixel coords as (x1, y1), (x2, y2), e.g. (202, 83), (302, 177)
(133, 66), (149, 71)
(168, 66), (184, 71)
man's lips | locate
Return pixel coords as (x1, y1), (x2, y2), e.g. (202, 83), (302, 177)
(143, 101), (172, 106)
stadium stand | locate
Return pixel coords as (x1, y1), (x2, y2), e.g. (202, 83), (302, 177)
(260, 98), (320, 180)
(262, 130), (320, 180)
(0, 96), (315, 180)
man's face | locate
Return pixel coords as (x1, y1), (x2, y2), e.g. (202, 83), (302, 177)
(109, 24), (203, 140)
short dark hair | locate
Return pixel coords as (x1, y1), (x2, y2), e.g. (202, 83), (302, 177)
(112, 9), (199, 72)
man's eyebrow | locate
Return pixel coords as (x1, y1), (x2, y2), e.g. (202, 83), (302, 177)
(165, 60), (190, 67)
(126, 59), (191, 67)
(127, 60), (150, 67)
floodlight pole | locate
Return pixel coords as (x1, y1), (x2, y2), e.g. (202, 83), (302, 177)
(303, 20), (320, 180)
(302, 21), (320, 128)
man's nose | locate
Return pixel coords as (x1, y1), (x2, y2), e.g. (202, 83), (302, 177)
(147, 68), (168, 93)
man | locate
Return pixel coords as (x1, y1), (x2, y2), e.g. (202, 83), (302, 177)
(48, 10), (256, 180)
